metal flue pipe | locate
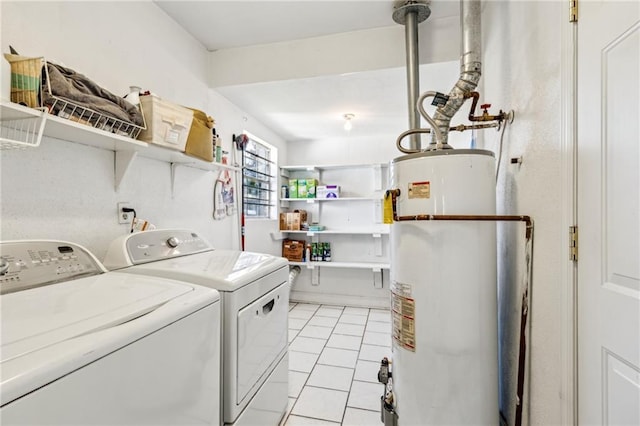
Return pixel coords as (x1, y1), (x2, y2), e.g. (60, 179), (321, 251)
(429, 0), (482, 149)
(393, 1), (431, 151)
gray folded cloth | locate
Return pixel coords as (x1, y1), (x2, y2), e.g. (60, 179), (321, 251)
(43, 62), (144, 127)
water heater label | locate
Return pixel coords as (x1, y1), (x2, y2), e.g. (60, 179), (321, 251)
(408, 181), (430, 199)
(391, 281), (416, 352)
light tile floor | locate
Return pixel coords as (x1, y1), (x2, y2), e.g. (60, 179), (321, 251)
(282, 302), (392, 425)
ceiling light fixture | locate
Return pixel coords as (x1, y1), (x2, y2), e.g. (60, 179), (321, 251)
(343, 113), (355, 131)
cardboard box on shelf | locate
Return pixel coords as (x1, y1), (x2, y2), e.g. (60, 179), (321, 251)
(317, 185), (340, 198)
(279, 213), (289, 230)
(282, 239), (305, 262)
(279, 210), (309, 231)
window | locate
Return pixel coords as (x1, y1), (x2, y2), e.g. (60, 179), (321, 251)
(242, 133), (276, 219)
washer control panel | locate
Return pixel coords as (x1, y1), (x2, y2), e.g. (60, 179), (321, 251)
(0, 241), (104, 294)
(126, 230), (211, 264)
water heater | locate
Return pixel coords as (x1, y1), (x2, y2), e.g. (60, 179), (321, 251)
(389, 149), (498, 425)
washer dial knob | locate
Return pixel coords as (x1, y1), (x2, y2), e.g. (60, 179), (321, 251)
(166, 237), (180, 248)
(0, 258), (8, 276)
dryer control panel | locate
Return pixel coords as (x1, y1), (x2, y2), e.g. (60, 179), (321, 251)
(0, 241), (105, 294)
(125, 229), (212, 264)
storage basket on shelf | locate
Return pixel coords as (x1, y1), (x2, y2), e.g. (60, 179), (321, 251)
(3, 53), (146, 139)
(1, 54), (46, 150)
(137, 94), (193, 152)
(184, 107), (214, 162)
(4, 54), (43, 108)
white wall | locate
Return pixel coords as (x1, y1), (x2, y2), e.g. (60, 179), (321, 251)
(0, 1), (286, 261)
(482, 2), (567, 424)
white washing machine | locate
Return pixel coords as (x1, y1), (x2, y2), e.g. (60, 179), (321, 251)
(103, 229), (290, 426)
(0, 240), (221, 425)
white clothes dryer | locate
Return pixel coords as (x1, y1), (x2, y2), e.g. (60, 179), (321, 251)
(103, 229), (290, 426)
(0, 240), (221, 425)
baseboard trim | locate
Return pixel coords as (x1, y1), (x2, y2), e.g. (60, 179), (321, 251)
(290, 291), (389, 309)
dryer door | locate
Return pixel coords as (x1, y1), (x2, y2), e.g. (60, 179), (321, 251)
(236, 282), (288, 403)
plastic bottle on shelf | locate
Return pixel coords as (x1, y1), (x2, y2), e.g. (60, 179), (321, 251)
(212, 128), (222, 162)
(216, 136), (222, 162)
(125, 86), (141, 106)
(305, 244), (311, 263)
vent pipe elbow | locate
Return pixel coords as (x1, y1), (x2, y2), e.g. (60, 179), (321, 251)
(429, 0), (482, 149)
(289, 265), (302, 286)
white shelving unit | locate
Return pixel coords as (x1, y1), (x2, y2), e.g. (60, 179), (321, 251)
(0, 101), (239, 191)
(289, 261), (390, 270)
(279, 162), (390, 288)
(282, 228), (389, 236)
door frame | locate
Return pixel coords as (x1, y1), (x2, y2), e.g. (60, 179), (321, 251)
(560, 10), (578, 426)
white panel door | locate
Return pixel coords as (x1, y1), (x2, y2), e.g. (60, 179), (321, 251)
(578, 1), (640, 425)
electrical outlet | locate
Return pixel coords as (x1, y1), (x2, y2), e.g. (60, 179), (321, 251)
(117, 202), (132, 224)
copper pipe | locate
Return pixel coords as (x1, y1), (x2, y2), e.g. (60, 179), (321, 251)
(387, 188), (533, 239)
(468, 91), (509, 123)
(394, 214), (533, 239)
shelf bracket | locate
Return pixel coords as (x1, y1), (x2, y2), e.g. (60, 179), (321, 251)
(373, 199), (383, 224)
(270, 231), (286, 241)
(372, 268), (383, 289)
(115, 150), (138, 192)
(311, 266), (320, 286)
(373, 233), (383, 256)
(373, 164), (382, 191)
(170, 162), (179, 199)
(169, 161), (198, 198)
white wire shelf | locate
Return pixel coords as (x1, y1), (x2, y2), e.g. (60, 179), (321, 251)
(0, 103), (45, 150)
(0, 101), (240, 191)
(0, 101), (239, 189)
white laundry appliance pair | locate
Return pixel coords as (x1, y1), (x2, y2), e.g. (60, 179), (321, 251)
(103, 229), (290, 426)
(0, 239), (222, 425)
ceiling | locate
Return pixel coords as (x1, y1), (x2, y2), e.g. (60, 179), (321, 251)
(155, 1), (462, 145)
(215, 61), (461, 144)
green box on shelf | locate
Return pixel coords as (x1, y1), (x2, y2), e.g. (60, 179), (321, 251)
(305, 178), (317, 198)
(297, 179), (308, 198)
(288, 179), (298, 198)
